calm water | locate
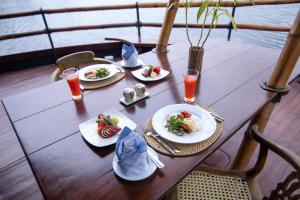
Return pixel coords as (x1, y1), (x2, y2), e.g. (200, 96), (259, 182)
(0, 0), (299, 56)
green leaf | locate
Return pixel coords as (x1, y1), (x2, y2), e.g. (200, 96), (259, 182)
(188, 0), (193, 7)
(225, 10), (237, 31)
(213, 10), (219, 29)
(196, 0), (209, 23)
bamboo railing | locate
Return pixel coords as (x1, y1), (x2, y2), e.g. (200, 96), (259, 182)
(1, 0), (299, 20)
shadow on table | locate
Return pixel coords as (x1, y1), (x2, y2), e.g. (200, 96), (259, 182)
(81, 136), (115, 158)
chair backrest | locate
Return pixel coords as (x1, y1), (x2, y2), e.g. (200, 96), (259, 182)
(248, 126), (300, 199)
(51, 51), (113, 81)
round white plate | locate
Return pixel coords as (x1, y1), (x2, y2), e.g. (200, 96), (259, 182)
(131, 67), (169, 82)
(79, 108), (137, 147)
(152, 104), (217, 144)
(79, 64), (119, 82)
(112, 147), (157, 181)
(120, 59), (145, 68)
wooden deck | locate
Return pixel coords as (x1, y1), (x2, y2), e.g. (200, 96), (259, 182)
(0, 62), (299, 199)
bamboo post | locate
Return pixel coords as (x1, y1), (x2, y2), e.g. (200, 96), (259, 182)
(231, 10), (300, 171)
(154, 0), (179, 53)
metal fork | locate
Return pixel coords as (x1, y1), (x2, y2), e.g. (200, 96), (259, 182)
(144, 128), (181, 155)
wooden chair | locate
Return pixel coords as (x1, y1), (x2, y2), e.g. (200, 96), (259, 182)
(169, 125), (300, 200)
(51, 51), (113, 81)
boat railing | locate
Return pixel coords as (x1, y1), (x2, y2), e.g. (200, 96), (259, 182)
(0, 0), (299, 61)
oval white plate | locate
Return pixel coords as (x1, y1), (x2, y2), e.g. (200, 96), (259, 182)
(112, 147), (157, 181)
(120, 59), (145, 68)
(131, 67), (169, 82)
(79, 64), (119, 82)
(152, 104), (217, 144)
(79, 108), (137, 147)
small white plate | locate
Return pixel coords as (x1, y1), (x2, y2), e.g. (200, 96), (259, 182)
(152, 104), (217, 144)
(79, 108), (137, 147)
(112, 147), (158, 181)
(131, 67), (169, 82)
(79, 64), (119, 82)
(120, 59), (145, 68)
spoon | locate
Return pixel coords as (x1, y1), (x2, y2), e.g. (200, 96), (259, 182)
(147, 149), (165, 169)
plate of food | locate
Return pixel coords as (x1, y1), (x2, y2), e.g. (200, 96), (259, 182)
(152, 104), (217, 144)
(79, 108), (137, 147)
(131, 64), (169, 82)
(79, 64), (120, 81)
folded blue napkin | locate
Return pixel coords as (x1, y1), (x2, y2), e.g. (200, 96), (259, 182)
(122, 44), (138, 66)
(116, 126), (149, 176)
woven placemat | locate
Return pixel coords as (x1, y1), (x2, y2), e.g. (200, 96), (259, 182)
(144, 105), (223, 156)
(80, 70), (125, 90)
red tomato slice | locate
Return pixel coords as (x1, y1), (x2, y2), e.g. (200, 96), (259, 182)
(180, 111), (191, 118)
(153, 66), (161, 74)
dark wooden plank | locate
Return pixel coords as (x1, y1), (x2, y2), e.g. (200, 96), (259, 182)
(0, 160), (43, 200)
(0, 129), (24, 170)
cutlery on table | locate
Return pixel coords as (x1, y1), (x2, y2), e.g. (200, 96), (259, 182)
(150, 131), (181, 153)
(145, 131), (180, 155)
(209, 112), (224, 122)
(147, 149), (165, 169)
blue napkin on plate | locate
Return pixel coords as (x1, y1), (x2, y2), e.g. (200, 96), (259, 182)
(122, 44), (138, 67)
(116, 126), (149, 176)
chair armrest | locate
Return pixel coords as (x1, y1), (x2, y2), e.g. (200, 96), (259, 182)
(51, 68), (62, 82)
(251, 125), (300, 172)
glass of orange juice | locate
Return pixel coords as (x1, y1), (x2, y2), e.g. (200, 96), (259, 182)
(63, 68), (82, 100)
(184, 69), (199, 103)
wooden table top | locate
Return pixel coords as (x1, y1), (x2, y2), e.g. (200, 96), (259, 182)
(2, 38), (300, 200)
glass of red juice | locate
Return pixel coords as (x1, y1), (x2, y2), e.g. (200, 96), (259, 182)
(184, 69), (199, 103)
(63, 68), (82, 100)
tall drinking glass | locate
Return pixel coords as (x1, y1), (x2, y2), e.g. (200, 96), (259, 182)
(63, 68), (82, 100)
(184, 69), (199, 103)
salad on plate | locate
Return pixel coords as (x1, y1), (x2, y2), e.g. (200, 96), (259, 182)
(165, 111), (200, 136)
(84, 67), (109, 79)
(142, 64), (161, 78)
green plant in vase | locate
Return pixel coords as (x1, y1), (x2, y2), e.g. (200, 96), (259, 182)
(183, 0), (237, 71)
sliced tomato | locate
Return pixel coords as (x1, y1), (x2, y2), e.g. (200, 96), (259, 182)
(98, 121), (106, 128)
(153, 66), (161, 74)
(180, 111), (191, 118)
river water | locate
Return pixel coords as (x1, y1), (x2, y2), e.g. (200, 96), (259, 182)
(0, 0), (299, 56)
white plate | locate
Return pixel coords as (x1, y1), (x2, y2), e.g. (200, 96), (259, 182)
(79, 64), (119, 82)
(152, 104), (217, 144)
(131, 67), (169, 82)
(112, 147), (157, 181)
(120, 59), (145, 68)
(79, 108), (137, 147)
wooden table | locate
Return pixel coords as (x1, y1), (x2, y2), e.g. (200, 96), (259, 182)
(2, 39), (300, 200)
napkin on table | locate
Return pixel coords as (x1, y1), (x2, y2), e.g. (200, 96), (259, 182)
(116, 126), (149, 176)
(121, 44), (138, 66)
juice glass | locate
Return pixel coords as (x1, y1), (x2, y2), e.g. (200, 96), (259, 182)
(63, 68), (82, 100)
(184, 69), (199, 103)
